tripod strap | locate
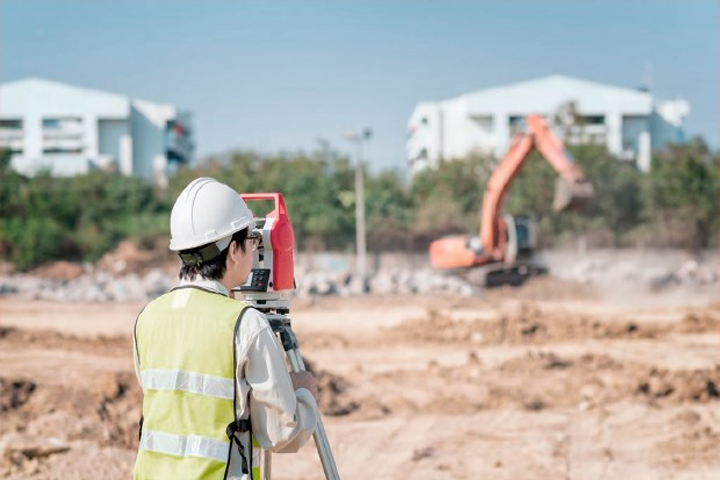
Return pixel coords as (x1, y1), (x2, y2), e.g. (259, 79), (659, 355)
(225, 305), (262, 480)
(226, 418), (252, 474)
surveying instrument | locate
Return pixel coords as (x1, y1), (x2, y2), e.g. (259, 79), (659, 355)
(233, 193), (341, 480)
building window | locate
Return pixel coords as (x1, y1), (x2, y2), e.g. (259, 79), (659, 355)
(420, 117), (429, 126)
(0, 119), (24, 154)
(42, 117), (83, 130)
(0, 119), (23, 130)
(43, 147), (83, 154)
(43, 119), (60, 129)
(42, 117), (84, 154)
(509, 115), (526, 133)
(582, 115), (605, 125)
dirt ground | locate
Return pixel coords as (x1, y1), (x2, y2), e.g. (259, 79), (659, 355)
(1, 276), (719, 479)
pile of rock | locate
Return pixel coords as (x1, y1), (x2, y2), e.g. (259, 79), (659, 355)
(0, 269), (175, 303)
(0, 267), (478, 303)
(296, 268), (478, 297)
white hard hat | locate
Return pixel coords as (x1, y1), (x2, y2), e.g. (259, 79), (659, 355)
(169, 177), (255, 252)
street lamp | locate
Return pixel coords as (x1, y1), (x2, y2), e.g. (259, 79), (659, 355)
(344, 128), (372, 285)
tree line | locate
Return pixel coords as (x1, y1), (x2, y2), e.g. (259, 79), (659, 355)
(0, 138), (718, 271)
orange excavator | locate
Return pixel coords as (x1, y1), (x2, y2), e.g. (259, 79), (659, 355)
(429, 114), (593, 286)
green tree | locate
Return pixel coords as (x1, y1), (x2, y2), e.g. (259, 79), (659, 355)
(411, 154), (493, 240)
(365, 170), (413, 250)
(643, 138), (718, 252)
(0, 147), (11, 174)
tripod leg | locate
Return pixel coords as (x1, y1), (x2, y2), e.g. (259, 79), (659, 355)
(279, 329), (341, 480)
(262, 449), (272, 480)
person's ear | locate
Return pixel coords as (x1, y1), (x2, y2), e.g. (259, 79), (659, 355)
(228, 240), (241, 265)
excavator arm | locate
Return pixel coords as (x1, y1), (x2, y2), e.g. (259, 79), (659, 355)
(480, 114), (592, 260)
(429, 114), (593, 270)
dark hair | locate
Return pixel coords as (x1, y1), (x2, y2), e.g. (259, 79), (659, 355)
(179, 228), (249, 281)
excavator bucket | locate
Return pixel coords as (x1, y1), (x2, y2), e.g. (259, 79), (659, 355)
(553, 178), (594, 212)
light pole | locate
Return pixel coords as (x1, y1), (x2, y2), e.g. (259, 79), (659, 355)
(344, 128), (372, 285)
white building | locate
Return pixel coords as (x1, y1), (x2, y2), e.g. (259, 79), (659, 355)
(0, 78), (194, 185)
(407, 75), (690, 174)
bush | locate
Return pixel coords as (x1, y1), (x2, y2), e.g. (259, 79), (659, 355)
(0, 217), (66, 270)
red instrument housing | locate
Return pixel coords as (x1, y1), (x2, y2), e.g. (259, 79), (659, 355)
(241, 193), (295, 291)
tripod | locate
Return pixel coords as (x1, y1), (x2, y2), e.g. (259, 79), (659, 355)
(235, 192), (340, 479)
(249, 299), (341, 480)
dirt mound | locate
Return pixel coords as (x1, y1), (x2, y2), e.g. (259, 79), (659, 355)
(385, 304), (672, 346)
(0, 327), (130, 357)
(678, 311), (720, 333)
(496, 352), (720, 410)
(343, 351), (720, 418)
(301, 357), (359, 416)
(0, 369), (141, 477)
(0, 379), (36, 412)
(95, 372), (144, 448)
(637, 367), (720, 404)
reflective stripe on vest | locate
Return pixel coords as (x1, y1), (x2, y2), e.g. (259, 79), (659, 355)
(134, 288), (258, 480)
(141, 369), (234, 400)
(140, 430), (229, 463)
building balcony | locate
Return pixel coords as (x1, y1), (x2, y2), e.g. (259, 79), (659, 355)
(0, 129), (23, 140)
(42, 130), (84, 140)
(42, 137), (85, 154)
(0, 136), (23, 152)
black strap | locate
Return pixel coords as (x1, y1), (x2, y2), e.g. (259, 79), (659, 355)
(226, 418), (252, 474)
(223, 306), (253, 479)
(226, 419), (251, 437)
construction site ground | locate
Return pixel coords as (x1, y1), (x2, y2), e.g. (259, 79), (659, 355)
(1, 273), (719, 479)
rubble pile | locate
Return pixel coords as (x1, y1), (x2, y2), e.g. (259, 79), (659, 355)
(0, 269), (174, 303)
(295, 267), (478, 297)
(0, 267), (478, 303)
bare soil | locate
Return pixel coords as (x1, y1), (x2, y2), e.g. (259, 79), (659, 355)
(1, 275), (719, 479)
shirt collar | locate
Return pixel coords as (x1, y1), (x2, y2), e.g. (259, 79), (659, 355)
(177, 276), (230, 297)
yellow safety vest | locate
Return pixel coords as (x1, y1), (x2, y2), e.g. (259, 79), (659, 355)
(134, 286), (261, 480)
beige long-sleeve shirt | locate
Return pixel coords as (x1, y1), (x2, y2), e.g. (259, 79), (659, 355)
(133, 277), (317, 467)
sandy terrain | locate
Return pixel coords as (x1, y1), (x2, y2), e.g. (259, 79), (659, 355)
(1, 276), (719, 479)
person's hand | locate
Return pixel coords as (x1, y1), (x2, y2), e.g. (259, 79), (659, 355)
(290, 371), (318, 400)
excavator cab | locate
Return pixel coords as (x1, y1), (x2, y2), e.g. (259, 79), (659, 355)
(505, 214), (536, 264)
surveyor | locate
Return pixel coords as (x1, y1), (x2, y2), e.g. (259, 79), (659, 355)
(132, 177), (318, 479)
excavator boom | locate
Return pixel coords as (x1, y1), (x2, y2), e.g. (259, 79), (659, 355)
(429, 114), (593, 273)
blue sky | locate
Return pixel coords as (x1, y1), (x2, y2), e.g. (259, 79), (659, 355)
(2, 1), (718, 172)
